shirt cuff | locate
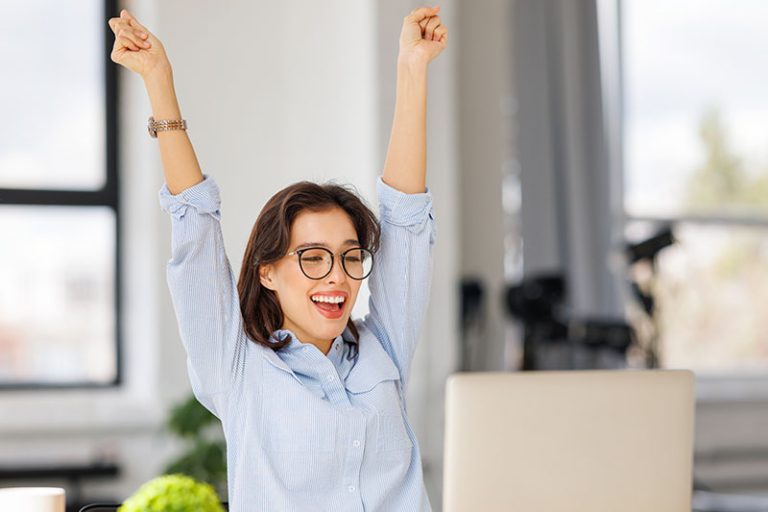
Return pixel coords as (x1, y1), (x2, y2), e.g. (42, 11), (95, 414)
(376, 175), (434, 227)
(158, 174), (221, 220)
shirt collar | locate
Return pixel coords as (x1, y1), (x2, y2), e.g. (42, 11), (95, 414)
(270, 328), (338, 351)
(327, 335), (345, 366)
(270, 327), (358, 361)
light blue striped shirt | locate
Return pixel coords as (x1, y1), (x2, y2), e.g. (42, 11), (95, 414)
(159, 174), (436, 511)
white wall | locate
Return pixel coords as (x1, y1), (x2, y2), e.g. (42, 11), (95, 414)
(0, 0), (460, 506)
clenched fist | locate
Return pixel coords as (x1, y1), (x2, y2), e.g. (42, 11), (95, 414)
(108, 9), (171, 79)
(399, 5), (448, 68)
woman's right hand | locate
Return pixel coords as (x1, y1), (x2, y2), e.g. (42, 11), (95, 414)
(108, 9), (171, 79)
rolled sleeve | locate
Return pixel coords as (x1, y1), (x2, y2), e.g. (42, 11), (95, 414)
(376, 176), (437, 245)
(158, 174), (221, 221)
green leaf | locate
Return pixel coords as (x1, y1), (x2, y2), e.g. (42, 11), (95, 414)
(167, 395), (219, 438)
(118, 474), (225, 512)
(163, 440), (227, 486)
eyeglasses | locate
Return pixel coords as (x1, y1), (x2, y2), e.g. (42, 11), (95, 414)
(286, 246), (374, 280)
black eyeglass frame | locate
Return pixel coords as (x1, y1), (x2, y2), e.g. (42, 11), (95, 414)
(286, 246), (374, 280)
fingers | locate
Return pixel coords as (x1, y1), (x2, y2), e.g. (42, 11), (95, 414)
(117, 32), (143, 52)
(109, 9), (150, 36)
(108, 17), (120, 34)
(111, 20), (149, 50)
(108, 10), (152, 51)
(122, 31), (151, 51)
(111, 25), (149, 51)
(410, 6), (444, 41)
(121, 8), (150, 34)
(407, 5), (440, 24)
(417, 16), (445, 42)
(434, 25), (448, 43)
(110, 21), (149, 42)
(424, 16), (441, 40)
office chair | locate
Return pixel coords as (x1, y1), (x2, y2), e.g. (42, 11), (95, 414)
(79, 503), (229, 511)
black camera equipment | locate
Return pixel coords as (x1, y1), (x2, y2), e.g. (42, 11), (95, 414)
(623, 224), (676, 368)
(504, 273), (634, 370)
(459, 278), (486, 371)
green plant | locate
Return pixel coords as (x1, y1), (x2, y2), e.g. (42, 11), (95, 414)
(163, 394), (227, 498)
(118, 473), (224, 512)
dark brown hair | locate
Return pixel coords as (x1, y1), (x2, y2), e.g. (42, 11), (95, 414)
(237, 180), (381, 350)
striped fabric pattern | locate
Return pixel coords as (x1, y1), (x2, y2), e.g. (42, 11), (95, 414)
(158, 173), (436, 511)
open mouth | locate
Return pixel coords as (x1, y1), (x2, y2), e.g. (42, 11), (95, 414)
(312, 299), (344, 312)
(310, 296), (346, 318)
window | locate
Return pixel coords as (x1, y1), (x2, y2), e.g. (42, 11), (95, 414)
(0, 0), (120, 387)
(620, 0), (768, 373)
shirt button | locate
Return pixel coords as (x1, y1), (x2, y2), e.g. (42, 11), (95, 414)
(335, 344), (340, 351)
(348, 485), (356, 493)
(353, 440), (361, 447)
(326, 374), (335, 382)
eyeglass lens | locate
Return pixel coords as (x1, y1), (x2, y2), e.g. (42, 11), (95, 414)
(299, 248), (373, 279)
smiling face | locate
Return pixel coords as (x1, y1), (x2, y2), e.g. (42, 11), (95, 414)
(258, 206), (363, 354)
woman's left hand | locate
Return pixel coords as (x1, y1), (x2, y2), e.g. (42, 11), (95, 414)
(398, 5), (448, 68)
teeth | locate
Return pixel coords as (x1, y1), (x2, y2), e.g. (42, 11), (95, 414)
(311, 295), (345, 304)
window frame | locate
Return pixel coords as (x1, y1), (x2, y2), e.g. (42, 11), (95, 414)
(604, 0), (768, 399)
(0, 0), (122, 390)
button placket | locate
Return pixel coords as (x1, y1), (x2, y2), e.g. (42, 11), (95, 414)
(340, 408), (366, 502)
(322, 370), (351, 406)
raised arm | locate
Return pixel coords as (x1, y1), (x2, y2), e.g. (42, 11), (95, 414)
(108, 10), (249, 414)
(363, 6), (448, 393)
(381, 5), (448, 195)
(108, 9), (203, 194)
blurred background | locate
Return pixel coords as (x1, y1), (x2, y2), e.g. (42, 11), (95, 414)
(1, 0), (767, 510)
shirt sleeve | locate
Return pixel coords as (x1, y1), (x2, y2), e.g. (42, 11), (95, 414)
(158, 174), (249, 414)
(361, 175), (437, 393)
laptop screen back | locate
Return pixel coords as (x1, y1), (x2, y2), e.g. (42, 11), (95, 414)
(443, 370), (695, 512)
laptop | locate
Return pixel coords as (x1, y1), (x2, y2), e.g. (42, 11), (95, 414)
(443, 370), (695, 512)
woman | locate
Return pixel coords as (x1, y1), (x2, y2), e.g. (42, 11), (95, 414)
(108, 6), (447, 511)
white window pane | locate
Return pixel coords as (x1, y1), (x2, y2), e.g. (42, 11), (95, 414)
(0, 206), (117, 384)
(623, 0), (768, 217)
(0, 0), (106, 190)
(627, 222), (768, 373)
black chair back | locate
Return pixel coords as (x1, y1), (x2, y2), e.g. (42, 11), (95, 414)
(79, 503), (229, 511)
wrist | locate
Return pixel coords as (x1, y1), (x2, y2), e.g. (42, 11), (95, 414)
(396, 59), (428, 94)
(142, 64), (174, 88)
(397, 55), (429, 75)
(143, 68), (182, 120)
